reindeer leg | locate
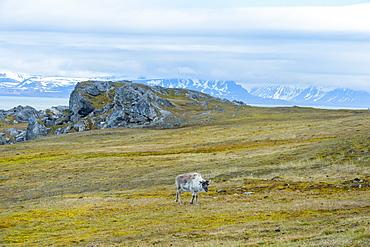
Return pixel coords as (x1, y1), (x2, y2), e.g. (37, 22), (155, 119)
(190, 191), (195, 204)
(194, 192), (199, 205)
(176, 189), (183, 205)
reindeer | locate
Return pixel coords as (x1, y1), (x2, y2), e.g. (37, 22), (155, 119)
(175, 173), (210, 205)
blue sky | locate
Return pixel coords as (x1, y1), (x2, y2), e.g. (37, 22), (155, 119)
(1, 0), (370, 91)
(163, 0), (368, 8)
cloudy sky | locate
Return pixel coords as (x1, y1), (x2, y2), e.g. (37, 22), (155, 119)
(1, 0), (370, 91)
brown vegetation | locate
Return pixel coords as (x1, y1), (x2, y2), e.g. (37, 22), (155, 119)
(1, 101), (369, 246)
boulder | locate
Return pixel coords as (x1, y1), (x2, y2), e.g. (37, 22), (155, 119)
(69, 91), (95, 118)
(13, 105), (42, 122)
(14, 131), (26, 143)
(0, 136), (10, 145)
(5, 128), (22, 136)
(0, 105), (42, 123)
(186, 91), (209, 100)
(26, 117), (48, 140)
(47, 106), (70, 118)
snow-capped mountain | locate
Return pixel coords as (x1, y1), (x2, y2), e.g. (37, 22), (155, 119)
(250, 85), (370, 108)
(249, 85), (304, 101)
(0, 72), (85, 97)
(133, 78), (248, 101)
(0, 72), (284, 105)
(1, 72), (369, 108)
(133, 78), (290, 105)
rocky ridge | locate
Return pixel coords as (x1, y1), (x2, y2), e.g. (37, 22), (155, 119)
(0, 80), (244, 145)
(0, 106), (43, 145)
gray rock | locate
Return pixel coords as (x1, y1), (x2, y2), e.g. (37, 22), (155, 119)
(55, 117), (70, 126)
(151, 86), (170, 95)
(26, 117), (48, 140)
(109, 83), (172, 126)
(54, 128), (64, 135)
(69, 90), (95, 117)
(66, 81), (174, 129)
(231, 100), (246, 106)
(13, 105), (42, 122)
(0, 128), (26, 144)
(95, 80), (114, 92)
(107, 110), (126, 128)
(5, 128), (21, 136)
(217, 189), (227, 193)
(54, 125), (72, 135)
(85, 85), (102, 96)
(74, 122), (87, 132)
(186, 91), (209, 100)
(44, 119), (55, 127)
(156, 97), (174, 108)
(48, 106), (70, 118)
(15, 131), (26, 143)
(0, 105), (42, 123)
(173, 90), (182, 95)
(93, 109), (103, 115)
(0, 136), (10, 145)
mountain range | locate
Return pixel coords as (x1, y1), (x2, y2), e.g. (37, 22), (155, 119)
(1, 72), (369, 108)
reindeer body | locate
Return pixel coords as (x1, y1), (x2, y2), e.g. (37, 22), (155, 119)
(175, 173), (210, 205)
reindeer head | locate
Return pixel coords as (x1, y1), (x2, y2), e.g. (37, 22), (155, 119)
(201, 180), (210, 192)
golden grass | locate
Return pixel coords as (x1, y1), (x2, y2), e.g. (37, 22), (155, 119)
(1, 105), (369, 246)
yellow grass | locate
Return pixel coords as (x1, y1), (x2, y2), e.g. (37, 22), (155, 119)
(1, 104), (369, 246)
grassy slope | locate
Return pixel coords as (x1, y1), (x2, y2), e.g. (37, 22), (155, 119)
(1, 100), (369, 246)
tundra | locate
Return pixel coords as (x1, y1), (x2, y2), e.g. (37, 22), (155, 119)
(175, 173), (210, 205)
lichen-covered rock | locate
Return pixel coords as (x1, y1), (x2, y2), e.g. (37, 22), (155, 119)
(5, 128), (21, 136)
(14, 131), (26, 143)
(68, 81), (113, 121)
(108, 85), (157, 125)
(186, 91), (209, 100)
(26, 117), (48, 140)
(69, 90), (95, 118)
(0, 105), (43, 144)
(0, 105), (42, 123)
(68, 81), (173, 129)
(13, 106), (43, 122)
(0, 136), (10, 145)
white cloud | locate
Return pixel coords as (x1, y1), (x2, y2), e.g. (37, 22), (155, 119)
(177, 67), (197, 75)
(1, 1), (370, 34)
(1, 1), (370, 91)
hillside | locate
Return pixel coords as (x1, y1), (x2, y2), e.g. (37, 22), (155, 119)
(1, 99), (369, 246)
(0, 80), (245, 145)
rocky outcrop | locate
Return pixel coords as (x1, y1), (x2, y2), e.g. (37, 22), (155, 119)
(0, 105), (42, 123)
(16, 81), (178, 137)
(106, 83), (173, 127)
(0, 105), (44, 145)
(0, 128), (26, 145)
(1, 80), (244, 144)
(65, 81), (174, 131)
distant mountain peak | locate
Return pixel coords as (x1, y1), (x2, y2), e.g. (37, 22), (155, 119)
(133, 78), (250, 101)
(1, 72), (369, 108)
(249, 85), (370, 108)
